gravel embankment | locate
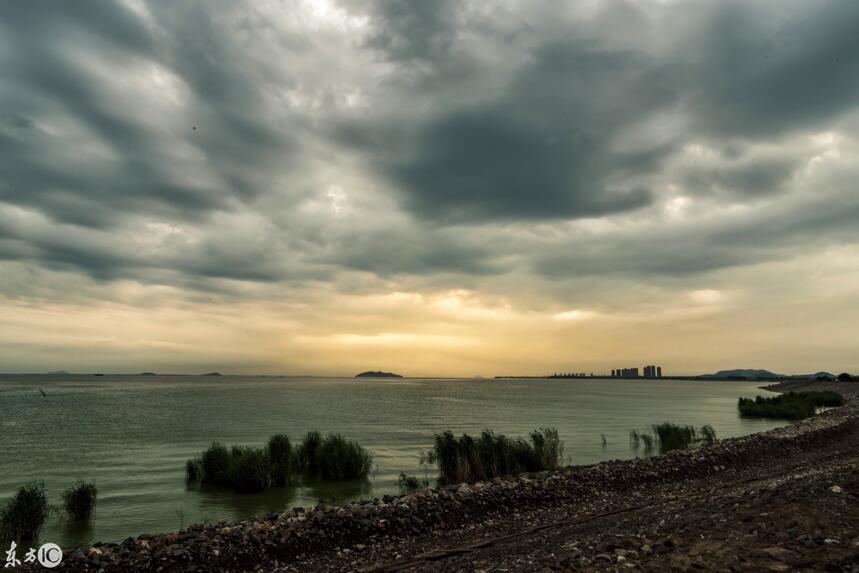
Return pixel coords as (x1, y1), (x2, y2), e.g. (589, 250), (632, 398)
(41, 381), (859, 572)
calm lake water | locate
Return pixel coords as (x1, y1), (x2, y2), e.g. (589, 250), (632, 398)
(0, 375), (785, 547)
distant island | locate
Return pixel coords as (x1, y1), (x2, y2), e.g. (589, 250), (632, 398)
(46, 370), (71, 375)
(202, 372), (223, 377)
(138, 372), (157, 376)
(355, 371), (403, 378)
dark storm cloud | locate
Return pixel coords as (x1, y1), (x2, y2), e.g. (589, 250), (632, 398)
(686, 0), (859, 137)
(0, 0), (292, 229)
(348, 0), (859, 225)
(1, 0), (859, 291)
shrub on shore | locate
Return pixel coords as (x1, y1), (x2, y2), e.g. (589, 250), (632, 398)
(296, 432), (373, 481)
(0, 482), (49, 542)
(432, 428), (564, 484)
(738, 391), (844, 420)
(62, 481), (98, 521)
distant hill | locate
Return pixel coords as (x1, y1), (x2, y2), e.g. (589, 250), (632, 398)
(46, 370), (71, 375)
(138, 372), (157, 376)
(704, 369), (784, 379)
(355, 371), (403, 378)
(202, 372), (223, 376)
(702, 369), (834, 380)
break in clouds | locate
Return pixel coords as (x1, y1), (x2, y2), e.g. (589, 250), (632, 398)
(1, 0), (859, 373)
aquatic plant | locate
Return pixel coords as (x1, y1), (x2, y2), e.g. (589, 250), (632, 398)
(188, 432), (373, 493)
(200, 442), (232, 487)
(652, 422), (697, 452)
(266, 434), (293, 486)
(640, 433), (655, 453)
(629, 423), (717, 454)
(738, 391), (844, 420)
(296, 432), (373, 481)
(186, 458), (204, 482)
(629, 429), (640, 449)
(431, 428), (564, 484)
(699, 425), (717, 445)
(227, 447), (272, 493)
(397, 472), (428, 493)
(62, 481), (98, 521)
(0, 482), (49, 542)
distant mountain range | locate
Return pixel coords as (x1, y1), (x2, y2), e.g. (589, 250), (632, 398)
(701, 369), (835, 380)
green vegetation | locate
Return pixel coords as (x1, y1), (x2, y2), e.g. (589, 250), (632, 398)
(186, 458), (204, 482)
(431, 428), (563, 484)
(630, 423), (717, 454)
(296, 432), (373, 481)
(227, 447), (272, 493)
(62, 481), (98, 521)
(397, 472), (428, 493)
(187, 432), (372, 493)
(267, 434), (293, 486)
(738, 391), (844, 420)
(0, 482), (49, 542)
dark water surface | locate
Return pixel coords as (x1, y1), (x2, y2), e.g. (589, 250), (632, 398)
(0, 375), (784, 547)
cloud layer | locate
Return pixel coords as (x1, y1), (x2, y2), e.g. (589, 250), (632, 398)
(1, 0), (859, 374)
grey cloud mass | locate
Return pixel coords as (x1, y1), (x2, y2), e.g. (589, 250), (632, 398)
(1, 0), (859, 295)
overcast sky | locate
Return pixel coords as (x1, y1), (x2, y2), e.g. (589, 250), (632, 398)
(1, 0), (858, 376)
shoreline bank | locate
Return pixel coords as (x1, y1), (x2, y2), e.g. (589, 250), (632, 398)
(36, 381), (859, 572)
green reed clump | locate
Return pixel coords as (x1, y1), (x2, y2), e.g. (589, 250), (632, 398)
(738, 391), (844, 420)
(699, 425), (717, 445)
(652, 422), (697, 452)
(200, 442), (232, 487)
(266, 434), (293, 487)
(186, 458), (204, 482)
(188, 432), (373, 493)
(630, 423), (717, 454)
(432, 428), (564, 484)
(397, 472), (428, 493)
(62, 481), (98, 521)
(227, 447), (272, 493)
(0, 482), (49, 542)
(296, 432), (373, 481)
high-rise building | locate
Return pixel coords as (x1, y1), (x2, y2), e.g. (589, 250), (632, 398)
(657, 366), (662, 378)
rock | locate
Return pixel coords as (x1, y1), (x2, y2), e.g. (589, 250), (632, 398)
(762, 547), (800, 563)
(830, 485), (843, 494)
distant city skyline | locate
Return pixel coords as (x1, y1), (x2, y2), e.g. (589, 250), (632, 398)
(1, 1), (859, 376)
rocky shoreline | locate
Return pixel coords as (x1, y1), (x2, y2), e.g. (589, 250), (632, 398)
(27, 381), (857, 572)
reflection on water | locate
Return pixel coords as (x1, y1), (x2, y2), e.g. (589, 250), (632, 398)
(0, 375), (786, 547)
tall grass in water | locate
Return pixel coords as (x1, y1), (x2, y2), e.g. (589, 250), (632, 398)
(738, 391), (844, 420)
(63, 481), (98, 521)
(652, 422), (697, 452)
(187, 433), (372, 492)
(296, 432), (373, 481)
(433, 428), (564, 484)
(227, 447), (272, 493)
(267, 434), (293, 486)
(629, 423), (717, 454)
(0, 482), (49, 542)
